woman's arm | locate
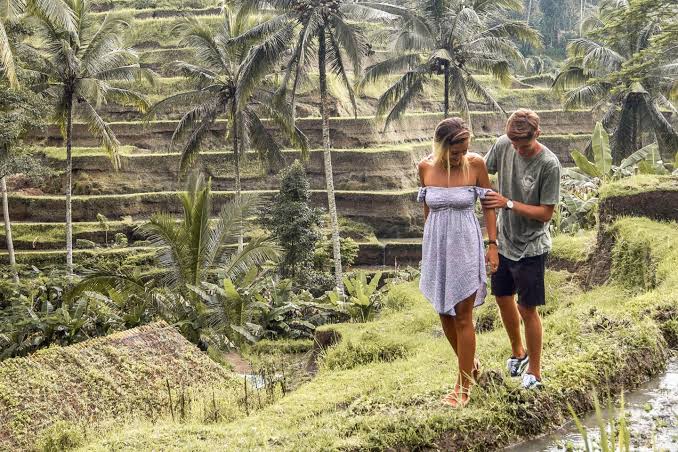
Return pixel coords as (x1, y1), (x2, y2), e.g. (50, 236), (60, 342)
(474, 157), (499, 273)
(417, 162), (430, 222)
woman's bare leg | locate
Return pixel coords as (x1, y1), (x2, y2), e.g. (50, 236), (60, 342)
(439, 314), (459, 355)
(454, 293), (477, 404)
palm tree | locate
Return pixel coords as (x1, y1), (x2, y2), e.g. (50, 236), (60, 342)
(146, 7), (308, 251)
(69, 172), (280, 345)
(27, 0), (152, 275)
(244, 0), (378, 294)
(0, 86), (45, 283)
(0, 0), (75, 87)
(358, 0), (541, 132)
(553, 0), (678, 164)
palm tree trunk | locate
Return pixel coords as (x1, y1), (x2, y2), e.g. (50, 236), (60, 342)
(580, 0), (584, 36)
(1, 176), (19, 284)
(444, 63), (450, 118)
(318, 28), (344, 295)
(65, 93), (74, 276)
(232, 103), (244, 252)
(526, 0), (533, 25)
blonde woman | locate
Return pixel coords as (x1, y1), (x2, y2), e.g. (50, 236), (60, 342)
(417, 117), (499, 408)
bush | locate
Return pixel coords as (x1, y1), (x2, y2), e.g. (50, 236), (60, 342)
(75, 239), (96, 249)
(314, 236), (359, 271)
(37, 421), (84, 452)
(260, 160), (321, 278)
(113, 232), (128, 247)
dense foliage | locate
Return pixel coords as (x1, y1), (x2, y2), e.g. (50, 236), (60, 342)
(260, 160), (321, 278)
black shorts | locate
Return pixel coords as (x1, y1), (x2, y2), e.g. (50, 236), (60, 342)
(491, 253), (547, 307)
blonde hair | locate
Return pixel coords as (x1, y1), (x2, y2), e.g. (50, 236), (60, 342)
(432, 117), (471, 184)
(507, 109), (540, 140)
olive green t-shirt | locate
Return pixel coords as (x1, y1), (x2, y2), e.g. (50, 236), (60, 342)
(484, 135), (561, 261)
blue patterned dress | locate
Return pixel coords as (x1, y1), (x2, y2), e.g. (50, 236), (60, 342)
(417, 186), (492, 316)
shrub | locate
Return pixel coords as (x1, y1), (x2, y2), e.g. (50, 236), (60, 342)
(37, 421), (84, 452)
(260, 160), (321, 278)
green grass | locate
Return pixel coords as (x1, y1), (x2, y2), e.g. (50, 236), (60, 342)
(75, 217), (678, 451)
(0, 221), (135, 244)
(0, 322), (240, 450)
(599, 175), (678, 199)
(38, 146), (138, 160)
(551, 230), (596, 263)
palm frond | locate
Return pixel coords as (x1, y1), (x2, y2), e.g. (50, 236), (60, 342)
(0, 21), (17, 87)
(328, 14), (367, 74)
(171, 61), (218, 88)
(241, 107), (285, 170)
(175, 15), (227, 73)
(145, 89), (213, 120)
(563, 83), (606, 109)
(325, 27), (358, 118)
(377, 68), (427, 130)
(80, 13), (129, 68)
(552, 65), (587, 92)
(358, 53), (421, 91)
(177, 100), (222, 175)
(236, 23), (294, 108)
(465, 73), (505, 114)
(205, 194), (261, 270)
(220, 236), (280, 280)
(138, 212), (188, 289)
(104, 86), (151, 113)
(479, 21), (543, 49)
(27, 0), (77, 33)
(77, 98), (121, 169)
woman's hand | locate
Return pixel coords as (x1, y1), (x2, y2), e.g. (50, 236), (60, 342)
(486, 245), (499, 274)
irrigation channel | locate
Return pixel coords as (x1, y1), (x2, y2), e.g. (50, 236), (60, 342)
(507, 359), (678, 451)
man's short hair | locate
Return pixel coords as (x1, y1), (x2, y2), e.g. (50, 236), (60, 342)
(506, 109), (540, 141)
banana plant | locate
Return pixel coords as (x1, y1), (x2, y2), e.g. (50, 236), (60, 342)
(341, 271), (383, 322)
(567, 122), (667, 185)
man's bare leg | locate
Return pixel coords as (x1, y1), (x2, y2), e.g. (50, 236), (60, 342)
(518, 304), (542, 380)
(495, 295), (526, 358)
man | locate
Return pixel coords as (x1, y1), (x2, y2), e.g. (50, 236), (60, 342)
(481, 109), (561, 390)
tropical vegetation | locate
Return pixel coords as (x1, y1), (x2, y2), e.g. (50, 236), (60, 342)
(359, 0), (541, 130)
(0, 0), (676, 450)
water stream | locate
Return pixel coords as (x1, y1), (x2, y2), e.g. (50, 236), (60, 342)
(507, 359), (678, 451)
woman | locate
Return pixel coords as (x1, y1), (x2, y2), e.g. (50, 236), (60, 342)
(417, 117), (499, 408)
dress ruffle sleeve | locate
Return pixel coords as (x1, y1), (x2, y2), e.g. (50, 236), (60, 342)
(417, 187), (427, 203)
(473, 187), (494, 200)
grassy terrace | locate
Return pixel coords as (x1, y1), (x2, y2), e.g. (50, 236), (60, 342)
(68, 216), (677, 451)
(599, 174), (678, 199)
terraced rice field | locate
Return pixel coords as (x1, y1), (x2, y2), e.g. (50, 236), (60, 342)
(4, 2), (606, 268)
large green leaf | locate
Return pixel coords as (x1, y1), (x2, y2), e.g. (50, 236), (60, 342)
(619, 143), (656, 169)
(591, 122), (612, 177)
(571, 150), (602, 178)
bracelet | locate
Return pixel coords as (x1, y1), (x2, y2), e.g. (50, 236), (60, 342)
(487, 240), (497, 246)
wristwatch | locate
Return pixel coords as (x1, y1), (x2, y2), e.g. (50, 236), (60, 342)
(506, 199), (514, 210)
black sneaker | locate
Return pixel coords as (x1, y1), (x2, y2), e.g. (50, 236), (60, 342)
(507, 354), (529, 377)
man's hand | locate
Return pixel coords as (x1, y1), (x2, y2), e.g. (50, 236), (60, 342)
(481, 191), (508, 209)
(486, 246), (499, 274)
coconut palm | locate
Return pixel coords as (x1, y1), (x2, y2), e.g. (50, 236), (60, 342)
(0, 0), (75, 87)
(146, 7), (308, 251)
(26, 0), (152, 275)
(243, 0), (382, 294)
(553, 0), (678, 164)
(68, 172), (281, 345)
(358, 0), (541, 132)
